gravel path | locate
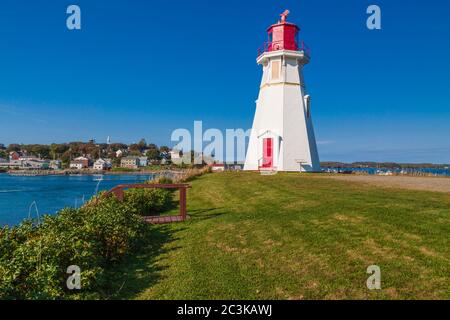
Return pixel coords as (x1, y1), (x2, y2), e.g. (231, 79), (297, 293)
(327, 175), (450, 194)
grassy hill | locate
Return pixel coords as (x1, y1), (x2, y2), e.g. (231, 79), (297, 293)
(109, 172), (450, 300)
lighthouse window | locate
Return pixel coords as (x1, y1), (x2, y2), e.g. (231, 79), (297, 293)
(271, 60), (280, 80)
(304, 95), (311, 118)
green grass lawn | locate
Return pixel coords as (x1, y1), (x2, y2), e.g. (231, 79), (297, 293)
(109, 172), (450, 300)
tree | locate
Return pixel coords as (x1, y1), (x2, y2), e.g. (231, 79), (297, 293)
(50, 144), (70, 160)
(129, 150), (142, 157)
(111, 157), (121, 167)
(28, 144), (51, 159)
(110, 143), (127, 152)
(137, 139), (147, 151)
(61, 150), (72, 167)
(146, 149), (160, 161)
(129, 144), (141, 154)
(7, 144), (21, 152)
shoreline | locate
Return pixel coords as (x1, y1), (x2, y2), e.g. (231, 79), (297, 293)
(4, 169), (185, 177)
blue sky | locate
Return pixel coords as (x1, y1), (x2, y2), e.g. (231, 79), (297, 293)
(0, 0), (449, 163)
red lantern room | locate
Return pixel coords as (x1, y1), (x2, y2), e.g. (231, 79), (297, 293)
(268, 10), (299, 51)
(258, 10), (310, 57)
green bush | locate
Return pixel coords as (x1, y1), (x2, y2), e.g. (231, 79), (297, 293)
(0, 195), (154, 300)
(123, 188), (172, 216)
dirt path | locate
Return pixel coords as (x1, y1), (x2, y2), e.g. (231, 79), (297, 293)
(326, 175), (450, 194)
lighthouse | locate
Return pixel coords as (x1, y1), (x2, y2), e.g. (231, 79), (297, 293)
(244, 10), (320, 172)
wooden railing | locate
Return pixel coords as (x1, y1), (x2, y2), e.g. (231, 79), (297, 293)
(257, 40), (310, 58)
(105, 183), (191, 224)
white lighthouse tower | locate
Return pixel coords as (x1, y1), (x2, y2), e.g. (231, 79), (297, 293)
(244, 10), (320, 172)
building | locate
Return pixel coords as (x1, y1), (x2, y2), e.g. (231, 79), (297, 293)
(6, 160), (22, 168)
(0, 158), (8, 168)
(121, 156), (139, 169)
(9, 151), (20, 161)
(49, 160), (62, 170)
(0, 159), (22, 168)
(93, 159), (105, 170)
(22, 159), (50, 170)
(138, 157), (148, 167)
(115, 150), (123, 158)
(169, 149), (182, 164)
(19, 155), (40, 161)
(244, 11), (320, 172)
(70, 160), (85, 170)
(0, 158), (51, 170)
(93, 158), (112, 170)
(211, 163), (225, 172)
(73, 156), (89, 168)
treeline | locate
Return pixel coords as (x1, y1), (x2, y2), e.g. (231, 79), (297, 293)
(321, 161), (450, 169)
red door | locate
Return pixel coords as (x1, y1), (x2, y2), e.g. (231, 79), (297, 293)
(262, 138), (273, 168)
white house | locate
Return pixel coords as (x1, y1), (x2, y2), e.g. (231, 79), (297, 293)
(115, 150), (123, 158)
(49, 160), (62, 170)
(0, 158), (9, 168)
(93, 158), (112, 170)
(5, 160), (23, 168)
(169, 149), (182, 164)
(72, 156), (90, 168)
(19, 155), (40, 161)
(244, 11), (320, 172)
(22, 159), (50, 169)
(138, 157), (148, 167)
(70, 160), (84, 170)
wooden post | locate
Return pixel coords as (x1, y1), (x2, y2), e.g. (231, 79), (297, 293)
(179, 186), (187, 221)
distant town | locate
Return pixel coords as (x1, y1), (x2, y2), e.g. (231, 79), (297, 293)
(0, 139), (187, 173)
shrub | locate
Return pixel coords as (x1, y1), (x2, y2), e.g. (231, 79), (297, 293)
(123, 188), (172, 216)
(0, 195), (153, 299)
(150, 175), (173, 184)
(174, 166), (211, 183)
